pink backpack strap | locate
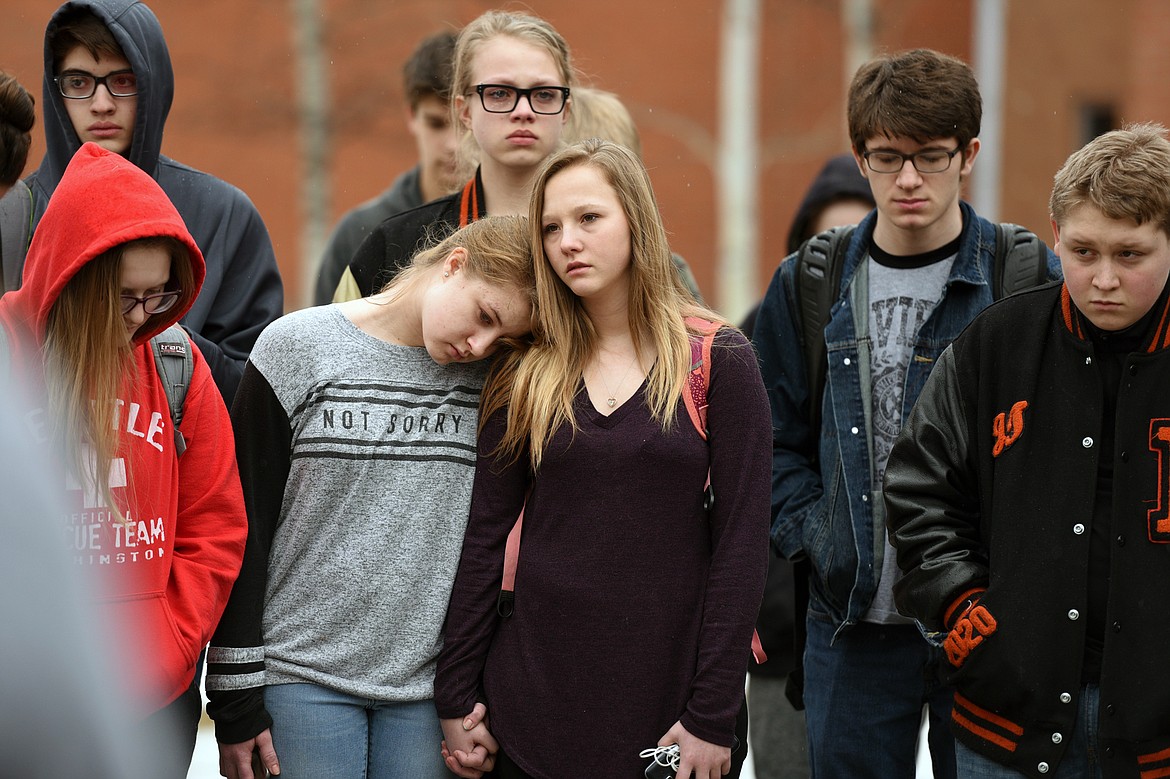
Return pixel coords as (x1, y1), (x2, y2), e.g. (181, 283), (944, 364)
(681, 316), (768, 666)
(751, 628), (767, 664)
(497, 502), (525, 617)
(683, 316), (720, 503)
(682, 316), (719, 442)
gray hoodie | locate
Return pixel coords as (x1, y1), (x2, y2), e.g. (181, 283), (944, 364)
(27, 0), (284, 402)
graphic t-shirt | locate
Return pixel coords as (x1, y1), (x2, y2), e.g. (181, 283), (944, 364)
(864, 248), (954, 624)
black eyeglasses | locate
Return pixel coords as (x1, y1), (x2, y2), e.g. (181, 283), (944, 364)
(56, 69), (138, 100)
(474, 84), (570, 115)
(120, 290), (181, 316)
(862, 146), (962, 174)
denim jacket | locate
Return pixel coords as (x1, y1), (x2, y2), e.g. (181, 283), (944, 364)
(751, 202), (1060, 638)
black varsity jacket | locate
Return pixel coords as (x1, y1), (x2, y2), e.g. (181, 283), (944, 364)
(884, 281), (1170, 779)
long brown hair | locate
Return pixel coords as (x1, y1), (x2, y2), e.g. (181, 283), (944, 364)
(44, 236), (193, 518)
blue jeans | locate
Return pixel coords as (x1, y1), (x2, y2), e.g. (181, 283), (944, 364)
(804, 615), (956, 779)
(264, 682), (449, 779)
(955, 686), (1101, 779)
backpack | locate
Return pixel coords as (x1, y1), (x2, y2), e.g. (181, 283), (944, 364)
(496, 317), (767, 663)
(0, 321), (193, 456)
(794, 222), (1049, 436)
(0, 181), (35, 293)
(150, 324), (194, 455)
(779, 221), (1049, 709)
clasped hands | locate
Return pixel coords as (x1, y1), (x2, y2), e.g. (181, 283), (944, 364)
(440, 702), (498, 779)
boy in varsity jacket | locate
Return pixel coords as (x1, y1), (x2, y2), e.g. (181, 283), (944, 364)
(885, 124), (1170, 778)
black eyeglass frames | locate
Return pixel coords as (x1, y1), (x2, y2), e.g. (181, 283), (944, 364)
(473, 84), (570, 115)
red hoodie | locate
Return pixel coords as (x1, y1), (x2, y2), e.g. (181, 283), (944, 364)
(0, 143), (247, 712)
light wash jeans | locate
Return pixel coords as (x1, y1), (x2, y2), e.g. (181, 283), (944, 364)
(264, 682), (449, 779)
(955, 685), (1102, 779)
(803, 615), (956, 779)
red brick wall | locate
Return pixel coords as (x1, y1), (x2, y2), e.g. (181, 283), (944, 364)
(3, 0), (1167, 312)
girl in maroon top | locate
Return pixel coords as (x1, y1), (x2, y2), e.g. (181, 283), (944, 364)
(435, 139), (771, 779)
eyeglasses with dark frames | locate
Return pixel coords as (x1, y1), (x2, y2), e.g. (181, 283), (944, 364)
(861, 146), (963, 174)
(55, 69), (138, 100)
(120, 290), (181, 316)
(474, 84), (570, 115)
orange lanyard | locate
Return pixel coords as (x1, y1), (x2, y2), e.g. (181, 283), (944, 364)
(458, 177), (479, 228)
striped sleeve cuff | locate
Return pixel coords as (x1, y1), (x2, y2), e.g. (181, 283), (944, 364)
(206, 644), (265, 692)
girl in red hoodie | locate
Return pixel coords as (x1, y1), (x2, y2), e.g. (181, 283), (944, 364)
(0, 142), (247, 777)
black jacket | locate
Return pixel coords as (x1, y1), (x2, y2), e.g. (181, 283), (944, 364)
(341, 171), (486, 299)
(313, 166), (423, 306)
(885, 281), (1170, 779)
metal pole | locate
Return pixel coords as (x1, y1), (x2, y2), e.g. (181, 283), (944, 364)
(972, 0), (1005, 221)
(716, 0), (761, 322)
(291, 0), (330, 307)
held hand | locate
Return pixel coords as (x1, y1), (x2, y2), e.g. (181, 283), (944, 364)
(658, 721), (731, 779)
(218, 729), (280, 778)
(440, 702), (498, 779)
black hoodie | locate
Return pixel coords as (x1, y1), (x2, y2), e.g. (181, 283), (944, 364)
(741, 154), (873, 339)
(784, 153), (874, 255)
(27, 0), (284, 403)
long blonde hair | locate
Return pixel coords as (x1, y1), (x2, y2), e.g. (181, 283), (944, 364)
(44, 237), (194, 519)
(482, 139), (726, 468)
(450, 10), (575, 180)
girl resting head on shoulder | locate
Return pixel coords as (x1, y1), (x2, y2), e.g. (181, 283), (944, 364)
(341, 213), (536, 363)
(206, 213), (537, 779)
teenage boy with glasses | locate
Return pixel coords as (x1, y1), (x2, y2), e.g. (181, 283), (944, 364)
(750, 48), (1060, 777)
(26, 0), (283, 405)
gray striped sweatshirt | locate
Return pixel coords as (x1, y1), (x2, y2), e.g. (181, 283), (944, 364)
(207, 304), (485, 743)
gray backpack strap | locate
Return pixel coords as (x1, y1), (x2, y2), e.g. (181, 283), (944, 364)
(0, 323), (9, 386)
(150, 324), (194, 456)
(0, 181), (35, 293)
(993, 223), (1048, 299)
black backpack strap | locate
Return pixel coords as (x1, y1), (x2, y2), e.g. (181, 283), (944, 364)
(795, 224), (855, 436)
(0, 181), (35, 293)
(993, 222), (1048, 300)
(785, 224), (854, 711)
(150, 324), (194, 456)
